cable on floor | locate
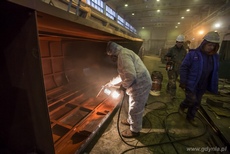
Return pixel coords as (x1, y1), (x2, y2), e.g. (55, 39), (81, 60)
(116, 93), (208, 154)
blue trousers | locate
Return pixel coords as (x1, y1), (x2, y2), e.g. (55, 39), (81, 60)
(180, 89), (206, 120)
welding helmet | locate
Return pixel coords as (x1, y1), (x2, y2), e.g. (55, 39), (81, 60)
(176, 35), (185, 42)
(203, 31), (220, 43)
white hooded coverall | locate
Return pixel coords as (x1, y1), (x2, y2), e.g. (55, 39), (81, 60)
(107, 42), (152, 132)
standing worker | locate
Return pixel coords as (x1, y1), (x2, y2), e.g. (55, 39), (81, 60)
(165, 35), (187, 99)
(178, 31), (220, 127)
(106, 41), (152, 138)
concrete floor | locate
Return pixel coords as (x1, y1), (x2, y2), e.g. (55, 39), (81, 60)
(83, 55), (229, 154)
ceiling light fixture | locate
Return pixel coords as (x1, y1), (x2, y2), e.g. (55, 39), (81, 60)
(125, 4), (128, 7)
(157, 9), (160, 12)
(186, 9), (190, 12)
(214, 23), (221, 28)
(132, 13), (135, 15)
(198, 30), (204, 35)
(181, 16), (184, 19)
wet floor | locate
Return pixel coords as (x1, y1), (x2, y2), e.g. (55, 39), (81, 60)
(84, 55), (229, 154)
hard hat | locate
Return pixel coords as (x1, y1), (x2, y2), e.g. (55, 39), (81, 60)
(203, 31), (220, 43)
(176, 35), (185, 42)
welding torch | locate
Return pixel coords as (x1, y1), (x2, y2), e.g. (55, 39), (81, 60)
(96, 83), (120, 98)
(96, 85), (107, 98)
(96, 76), (122, 98)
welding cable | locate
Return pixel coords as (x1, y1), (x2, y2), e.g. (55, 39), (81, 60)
(116, 94), (164, 143)
(144, 109), (180, 154)
(163, 112), (208, 153)
(117, 95), (208, 154)
(161, 108), (214, 151)
(120, 112), (208, 154)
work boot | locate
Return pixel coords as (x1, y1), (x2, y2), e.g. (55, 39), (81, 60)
(178, 106), (185, 116)
(121, 119), (130, 126)
(187, 119), (198, 127)
(122, 129), (140, 138)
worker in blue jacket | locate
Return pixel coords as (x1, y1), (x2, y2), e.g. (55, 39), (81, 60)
(178, 31), (220, 127)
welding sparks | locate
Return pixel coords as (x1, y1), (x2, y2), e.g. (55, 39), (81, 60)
(103, 87), (120, 99)
(96, 76), (122, 98)
(111, 90), (120, 99)
(104, 88), (111, 95)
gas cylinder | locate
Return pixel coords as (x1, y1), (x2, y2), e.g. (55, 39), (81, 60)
(150, 71), (163, 96)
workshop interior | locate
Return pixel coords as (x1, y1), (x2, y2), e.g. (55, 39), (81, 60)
(1, 0), (230, 153)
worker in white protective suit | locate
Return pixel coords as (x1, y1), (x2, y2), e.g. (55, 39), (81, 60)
(106, 41), (152, 138)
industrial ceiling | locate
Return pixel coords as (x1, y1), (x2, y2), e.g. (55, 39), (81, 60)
(104, 0), (230, 33)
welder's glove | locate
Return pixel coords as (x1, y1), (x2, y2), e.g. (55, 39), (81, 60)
(179, 83), (186, 90)
(119, 84), (126, 91)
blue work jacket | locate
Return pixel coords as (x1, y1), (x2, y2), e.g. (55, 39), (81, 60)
(180, 41), (219, 94)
